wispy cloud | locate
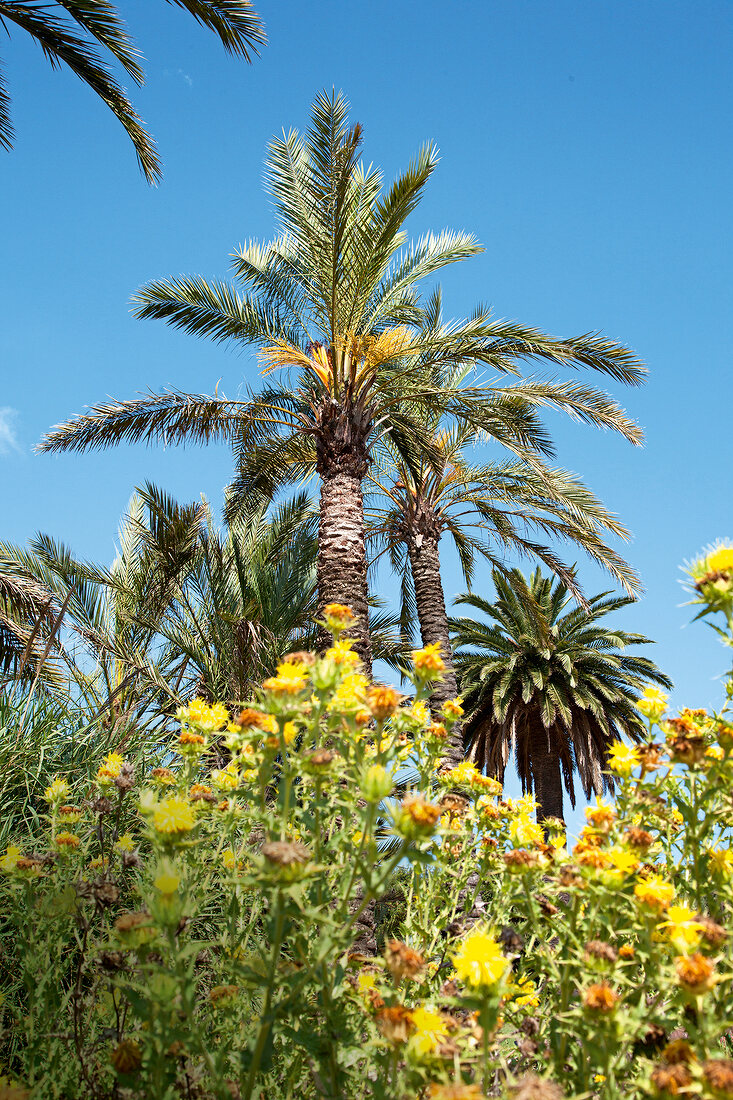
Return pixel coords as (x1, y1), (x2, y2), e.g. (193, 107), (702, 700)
(0, 407), (21, 455)
(177, 69), (193, 87)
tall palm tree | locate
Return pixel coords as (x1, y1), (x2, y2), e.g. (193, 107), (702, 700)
(369, 417), (640, 766)
(0, 0), (265, 182)
(39, 92), (645, 670)
(451, 568), (672, 823)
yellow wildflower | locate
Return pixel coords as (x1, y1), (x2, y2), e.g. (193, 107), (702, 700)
(607, 741), (640, 777)
(510, 815), (544, 849)
(262, 660), (309, 695)
(708, 847), (733, 877)
(443, 698), (464, 719)
(706, 744), (724, 762)
(115, 833), (136, 853)
(152, 797), (196, 835)
(453, 928), (509, 989)
(153, 869), (181, 896)
(54, 831), (80, 849)
(705, 545), (733, 574)
(659, 905), (705, 951)
(329, 671), (369, 711)
(412, 642), (445, 677)
(408, 1005), (447, 1057)
(411, 700), (430, 725)
(211, 763), (240, 791)
(441, 760), (481, 787)
(96, 752), (124, 785)
(634, 874), (675, 912)
(326, 638), (360, 667)
(607, 847), (639, 877)
(321, 603), (356, 633)
(636, 686), (668, 723)
(44, 777), (69, 803)
(0, 845), (22, 874)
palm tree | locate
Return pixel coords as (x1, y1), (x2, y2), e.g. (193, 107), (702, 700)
(370, 417), (641, 765)
(39, 92), (645, 671)
(0, 0), (264, 182)
(451, 568), (672, 824)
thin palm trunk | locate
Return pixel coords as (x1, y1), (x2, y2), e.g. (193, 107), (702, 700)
(406, 505), (462, 770)
(528, 723), (564, 826)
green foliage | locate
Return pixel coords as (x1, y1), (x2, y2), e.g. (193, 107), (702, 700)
(1, 561), (733, 1100)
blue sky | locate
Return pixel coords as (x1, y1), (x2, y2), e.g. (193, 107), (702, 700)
(1, 0), (731, 824)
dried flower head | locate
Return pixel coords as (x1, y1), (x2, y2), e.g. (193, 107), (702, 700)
(375, 1004), (413, 1043)
(509, 1074), (564, 1100)
(650, 1063), (692, 1095)
(624, 826), (653, 849)
(702, 1059), (733, 1097)
(582, 982), (618, 1013)
(367, 684), (402, 720)
(675, 953), (716, 994)
(662, 1040), (696, 1065)
(261, 840), (310, 867)
(583, 940), (618, 965)
(385, 939), (425, 982)
(110, 1039), (142, 1074)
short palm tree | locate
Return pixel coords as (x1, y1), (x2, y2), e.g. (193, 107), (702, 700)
(452, 568), (672, 823)
(40, 92), (645, 670)
(0, 0), (264, 181)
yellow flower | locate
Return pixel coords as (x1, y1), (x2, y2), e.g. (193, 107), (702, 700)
(54, 831), (80, 849)
(357, 971), (377, 994)
(607, 847), (639, 877)
(329, 671), (369, 712)
(442, 760), (481, 788)
(635, 686), (668, 722)
(607, 741), (640, 777)
(0, 845), (21, 874)
(634, 874), (675, 911)
(658, 905), (705, 951)
(44, 777), (69, 803)
(510, 815), (544, 849)
(152, 797), (196, 835)
(211, 763), (240, 791)
(705, 545), (733, 574)
(593, 1074), (607, 1085)
(96, 752), (124, 785)
(585, 799), (616, 832)
(352, 830), (364, 846)
(410, 700), (429, 725)
(326, 638), (360, 667)
(453, 928), (509, 990)
(262, 660), (309, 695)
(115, 833), (136, 853)
(153, 868), (181, 896)
(408, 1005), (447, 1057)
(443, 698), (464, 719)
(321, 603), (356, 632)
(705, 744), (724, 762)
(412, 642), (445, 678)
(708, 847), (733, 877)
(222, 848), (239, 871)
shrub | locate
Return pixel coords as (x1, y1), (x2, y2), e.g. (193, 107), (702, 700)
(1, 565), (733, 1100)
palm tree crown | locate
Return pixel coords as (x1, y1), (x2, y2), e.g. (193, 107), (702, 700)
(452, 568), (672, 822)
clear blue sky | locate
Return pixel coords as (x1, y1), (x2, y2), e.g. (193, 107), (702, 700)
(2, 1), (731, 825)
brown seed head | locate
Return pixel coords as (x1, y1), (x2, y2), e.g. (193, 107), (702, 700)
(650, 1063), (692, 1095)
(662, 1040), (696, 1065)
(584, 940), (618, 965)
(384, 939), (425, 982)
(696, 914), (727, 947)
(509, 1074), (564, 1100)
(110, 1038), (142, 1074)
(702, 1059), (733, 1096)
(375, 1004), (412, 1043)
(624, 826), (654, 849)
(261, 840), (310, 867)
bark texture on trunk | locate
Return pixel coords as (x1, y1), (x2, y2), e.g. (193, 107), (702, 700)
(528, 723), (565, 826)
(406, 504), (462, 770)
(315, 400), (372, 670)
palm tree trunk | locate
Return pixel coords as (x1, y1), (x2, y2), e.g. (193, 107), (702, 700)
(316, 469), (372, 669)
(315, 402), (372, 670)
(528, 724), (564, 826)
(406, 506), (462, 771)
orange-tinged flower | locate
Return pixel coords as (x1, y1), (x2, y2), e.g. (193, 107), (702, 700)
(54, 831), (80, 849)
(582, 982), (618, 1013)
(385, 940), (425, 982)
(376, 1004), (413, 1043)
(412, 642), (445, 677)
(262, 660), (308, 695)
(675, 953), (716, 994)
(321, 603), (356, 632)
(634, 874), (675, 912)
(585, 800), (616, 832)
(443, 698), (464, 719)
(368, 684), (402, 721)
